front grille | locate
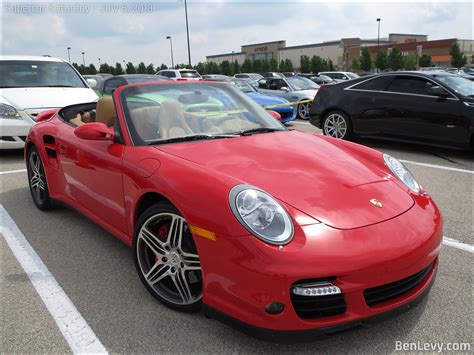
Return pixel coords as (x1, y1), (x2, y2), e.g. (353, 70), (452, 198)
(290, 281), (346, 319)
(0, 136), (16, 142)
(19, 136), (27, 142)
(364, 263), (433, 307)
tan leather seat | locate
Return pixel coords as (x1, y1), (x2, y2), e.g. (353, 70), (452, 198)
(158, 101), (193, 139)
(218, 118), (259, 132)
(95, 97), (116, 128)
(130, 106), (161, 141)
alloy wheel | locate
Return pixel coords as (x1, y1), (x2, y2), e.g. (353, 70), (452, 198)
(298, 101), (311, 119)
(324, 113), (348, 139)
(28, 150), (48, 205)
(136, 212), (202, 306)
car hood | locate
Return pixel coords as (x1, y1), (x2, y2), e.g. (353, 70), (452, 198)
(1, 87), (98, 110)
(246, 92), (289, 106)
(157, 130), (414, 230)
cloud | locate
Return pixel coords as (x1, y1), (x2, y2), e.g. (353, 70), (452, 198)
(1, 1), (472, 67)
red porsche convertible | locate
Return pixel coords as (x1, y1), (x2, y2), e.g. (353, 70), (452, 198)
(25, 81), (442, 341)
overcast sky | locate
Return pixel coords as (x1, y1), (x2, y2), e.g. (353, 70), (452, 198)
(1, 0), (472, 67)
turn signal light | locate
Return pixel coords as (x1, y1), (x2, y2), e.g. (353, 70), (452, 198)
(291, 283), (341, 297)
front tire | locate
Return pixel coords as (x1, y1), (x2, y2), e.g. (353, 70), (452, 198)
(27, 146), (52, 210)
(133, 202), (202, 312)
(297, 100), (312, 120)
(322, 111), (352, 140)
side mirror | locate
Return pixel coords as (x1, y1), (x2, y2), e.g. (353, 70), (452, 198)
(280, 86), (290, 92)
(268, 110), (282, 121)
(429, 85), (448, 97)
(74, 122), (114, 141)
(86, 78), (97, 88)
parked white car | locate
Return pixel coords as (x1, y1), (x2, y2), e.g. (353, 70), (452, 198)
(318, 71), (359, 82)
(155, 69), (201, 81)
(0, 55), (98, 149)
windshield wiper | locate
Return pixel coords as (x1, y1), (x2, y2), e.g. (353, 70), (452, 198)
(148, 133), (239, 145)
(239, 127), (283, 136)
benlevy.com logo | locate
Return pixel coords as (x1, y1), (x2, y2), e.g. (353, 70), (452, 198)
(395, 341), (471, 353)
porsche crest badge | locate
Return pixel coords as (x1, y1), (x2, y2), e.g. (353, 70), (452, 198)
(370, 198), (383, 208)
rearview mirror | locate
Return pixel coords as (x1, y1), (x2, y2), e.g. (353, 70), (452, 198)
(74, 122), (114, 141)
(280, 86), (290, 92)
(86, 78), (97, 88)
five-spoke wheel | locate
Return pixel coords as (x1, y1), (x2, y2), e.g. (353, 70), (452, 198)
(297, 100), (312, 120)
(134, 203), (202, 311)
(322, 111), (352, 139)
(27, 146), (52, 210)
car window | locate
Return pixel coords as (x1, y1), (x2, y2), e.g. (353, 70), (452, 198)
(104, 78), (125, 94)
(179, 71), (200, 78)
(0, 60), (86, 88)
(120, 82), (285, 145)
(386, 76), (440, 96)
(352, 76), (393, 91)
(258, 79), (268, 89)
(435, 74), (473, 97)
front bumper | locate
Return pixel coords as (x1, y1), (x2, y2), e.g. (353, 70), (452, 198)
(196, 194), (442, 338)
(0, 116), (34, 149)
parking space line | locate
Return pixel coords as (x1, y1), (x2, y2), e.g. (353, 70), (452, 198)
(443, 237), (474, 253)
(0, 169), (27, 175)
(0, 205), (108, 354)
(401, 160), (473, 174)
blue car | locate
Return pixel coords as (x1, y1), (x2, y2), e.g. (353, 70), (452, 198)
(231, 79), (296, 123)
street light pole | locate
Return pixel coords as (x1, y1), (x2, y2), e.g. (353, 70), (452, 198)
(81, 52), (85, 67)
(67, 47), (71, 62)
(166, 36), (174, 68)
(184, 0), (192, 67)
(98, 58), (101, 67)
(376, 18), (381, 73)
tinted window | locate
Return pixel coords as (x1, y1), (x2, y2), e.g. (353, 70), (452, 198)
(104, 79), (125, 94)
(179, 71), (200, 78)
(353, 76), (393, 91)
(324, 73), (344, 80)
(386, 76), (439, 96)
(234, 74), (248, 78)
(0, 60), (86, 88)
(258, 79), (268, 89)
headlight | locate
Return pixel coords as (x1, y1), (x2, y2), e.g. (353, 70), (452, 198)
(0, 103), (21, 119)
(229, 185), (294, 245)
(383, 154), (420, 193)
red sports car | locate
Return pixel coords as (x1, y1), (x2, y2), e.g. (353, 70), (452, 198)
(25, 81), (442, 341)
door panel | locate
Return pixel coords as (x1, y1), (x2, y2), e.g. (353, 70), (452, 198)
(57, 127), (127, 232)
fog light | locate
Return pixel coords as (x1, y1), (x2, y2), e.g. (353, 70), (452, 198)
(265, 302), (285, 315)
(291, 282), (341, 297)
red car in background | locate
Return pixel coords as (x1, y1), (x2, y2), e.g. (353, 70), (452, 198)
(25, 81), (442, 341)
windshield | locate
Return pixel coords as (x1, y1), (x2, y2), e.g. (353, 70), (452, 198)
(0, 60), (86, 88)
(127, 77), (166, 84)
(435, 74), (474, 97)
(250, 74), (263, 80)
(287, 77), (319, 90)
(180, 71), (201, 78)
(231, 80), (255, 93)
(121, 82), (285, 145)
(463, 67), (474, 75)
(346, 72), (360, 79)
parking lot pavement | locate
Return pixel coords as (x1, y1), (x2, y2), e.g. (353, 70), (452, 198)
(1, 126), (473, 353)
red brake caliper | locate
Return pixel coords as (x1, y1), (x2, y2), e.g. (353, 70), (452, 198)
(155, 224), (169, 263)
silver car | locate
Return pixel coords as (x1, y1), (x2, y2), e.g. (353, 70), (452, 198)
(257, 76), (319, 119)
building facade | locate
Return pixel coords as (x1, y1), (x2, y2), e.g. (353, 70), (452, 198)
(206, 34), (473, 71)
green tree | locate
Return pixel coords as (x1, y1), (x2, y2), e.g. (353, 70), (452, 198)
(375, 50), (389, 71)
(403, 53), (417, 70)
(269, 58), (278, 71)
(125, 62), (136, 74)
(351, 58), (360, 71)
(99, 63), (112, 74)
(207, 62), (219, 74)
(114, 63), (124, 75)
(220, 60), (232, 75)
(145, 63), (155, 74)
(450, 42), (467, 68)
(360, 47), (373, 72)
(242, 59), (253, 73)
(261, 59), (270, 71)
(418, 54), (432, 68)
(284, 59), (294, 72)
(87, 64), (97, 75)
(72, 63), (82, 74)
(137, 62), (147, 74)
(310, 55), (325, 73)
(195, 62), (207, 75)
(252, 59), (262, 72)
(159, 64), (168, 70)
(388, 48), (404, 70)
(471, 54), (474, 64)
(300, 55), (311, 73)
(328, 59), (335, 71)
